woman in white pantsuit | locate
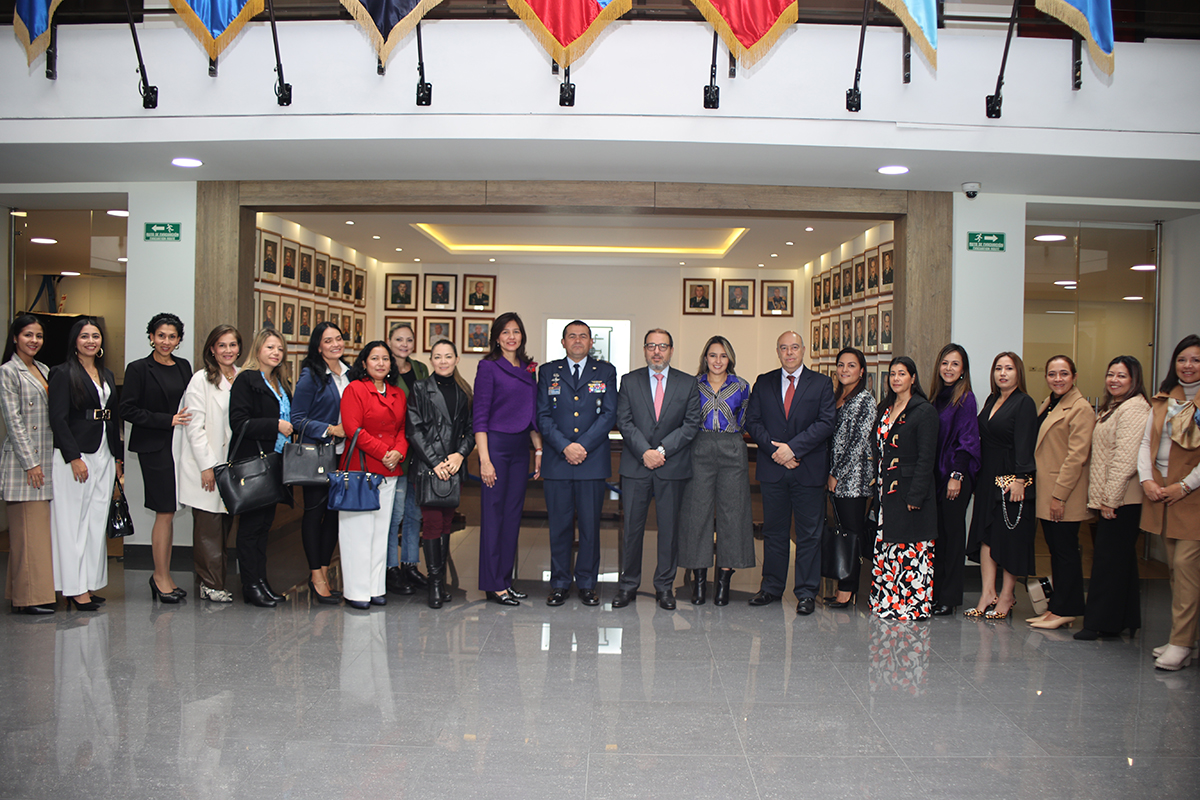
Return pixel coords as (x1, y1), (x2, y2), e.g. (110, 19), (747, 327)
(48, 318), (123, 611)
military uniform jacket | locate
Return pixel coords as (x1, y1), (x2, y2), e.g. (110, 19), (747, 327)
(537, 357), (617, 481)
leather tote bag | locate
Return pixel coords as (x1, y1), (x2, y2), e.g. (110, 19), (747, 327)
(106, 480), (135, 538)
(327, 430), (384, 512)
(282, 434), (338, 486)
(820, 493), (860, 582)
(214, 423), (289, 516)
(417, 467), (460, 508)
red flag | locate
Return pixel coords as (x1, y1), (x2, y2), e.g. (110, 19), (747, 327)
(507, 0), (632, 66)
(689, 0), (798, 66)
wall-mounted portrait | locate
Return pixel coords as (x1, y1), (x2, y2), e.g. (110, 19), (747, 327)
(353, 312), (367, 347)
(353, 267), (366, 308)
(821, 322), (831, 353)
(298, 299), (314, 340)
(880, 241), (895, 292)
(721, 279), (754, 316)
(341, 263), (355, 301)
(840, 262), (853, 306)
(424, 274), (457, 312)
(424, 317), (455, 351)
(840, 313), (852, 357)
(341, 312), (353, 344)
(865, 304), (879, 354)
(384, 316), (417, 339)
(313, 304), (327, 328)
(463, 274), (496, 313)
(878, 300), (894, 353)
(811, 275), (821, 315)
(852, 307), (866, 350)
(259, 231), (280, 284)
(314, 252), (328, 296)
(385, 273), (419, 311)
(829, 312), (842, 351)
(811, 320), (822, 357)
(865, 248), (880, 297)
(299, 246), (314, 291)
(279, 296), (298, 342)
(852, 254), (866, 301)
(822, 274), (832, 310)
(831, 262), (843, 307)
(682, 277), (716, 315)
(866, 365), (879, 402)
(462, 317), (492, 353)
(280, 239), (299, 288)
(329, 259), (342, 296)
(761, 280), (793, 317)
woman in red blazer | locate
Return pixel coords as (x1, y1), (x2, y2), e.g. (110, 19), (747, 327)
(338, 341), (407, 610)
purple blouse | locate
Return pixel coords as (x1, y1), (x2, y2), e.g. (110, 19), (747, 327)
(935, 387), (982, 486)
(473, 357), (538, 435)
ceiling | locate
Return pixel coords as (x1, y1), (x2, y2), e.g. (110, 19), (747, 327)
(1024, 223), (1157, 305)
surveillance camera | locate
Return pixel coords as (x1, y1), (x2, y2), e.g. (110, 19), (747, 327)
(962, 182), (981, 200)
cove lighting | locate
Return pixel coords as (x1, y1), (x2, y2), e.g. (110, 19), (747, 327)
(877, 165), (909, 175)
(1123, 296), (1144, 301)
(1130, 264), (1156, 271)
(30, 237), (57, 245)
(1046, 311), (1076, 315)
(412, 223), (747, 257)
(1053, 280), (1077, 286)
(107, 210), (129, 218)
(1034, 234), (1067, 242)
(61, 271), (80, 276)
(171, 157), (203, 168)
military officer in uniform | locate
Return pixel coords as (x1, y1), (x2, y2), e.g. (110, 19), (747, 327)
(536, 320), (618, 606)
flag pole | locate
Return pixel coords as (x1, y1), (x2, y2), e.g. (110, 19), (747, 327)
(986, 0), (1020, 118)
(846, 0), (869, 112)
(265, 0), (292, 105)
(123, 0), (158, 108)
(416, 22), (432, 106)
(704, 30), (720, 109)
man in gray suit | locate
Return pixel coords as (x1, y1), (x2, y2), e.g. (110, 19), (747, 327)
(613, 328), (702, 610)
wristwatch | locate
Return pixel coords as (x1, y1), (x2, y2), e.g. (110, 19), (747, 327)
(656, 445), (666, 458)
(950, 471), (964, 482)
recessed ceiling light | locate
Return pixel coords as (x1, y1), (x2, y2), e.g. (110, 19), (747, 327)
(785, 241), (794, 246)
(489, 258), (495, 262)
(805, 227), (814, 232)
(117, 257), (128, 263)
(60, 271), (80, 276)
(877, 165), (909, 175)
(1123, 296), (1144, 301)
(30, 237), (56, 245)
(1034, 234), (1067, 242)
(10, 210), (26, 217)
(1053, 280), (1077, 286)
(1046, 310), (1076, 315)
(770, 253), (778, 258)
(1130, 264), (1156, 271)
(345, 220), (355, 225)
(394, 247), (403, 252)
(758, 263), (765, 267)
(106, 210), (129, 218)
(1063, 284), (1077, 290)
(171, 157), (203, 168)
(414, 258), (420, 262)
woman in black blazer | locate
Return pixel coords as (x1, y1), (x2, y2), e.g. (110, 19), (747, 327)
(120, 313), (193, 603)
(228, 328), (294, 608)
(48, 317), (123, 611)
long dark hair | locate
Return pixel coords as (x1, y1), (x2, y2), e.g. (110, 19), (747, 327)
(431, 338), (474, 401)
(64, 317), (109, 409)
(695, 335), (737, 377)
(1099, 355), (1148, 417)
(930, 343), (973, 408)
(988, 351), (1028, 396)
(301, 321), (348, 386)
(483, 312), (531, 364)
(2, 314), (42, 364)
(347, 340), (398, 384)
(832, 347), (867, 403)
(878, 355), (927, 419)
(201, 324), (242, 386)
(1160, 334), (1200, 394)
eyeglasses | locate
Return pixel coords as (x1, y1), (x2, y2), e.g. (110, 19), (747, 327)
(644, 343), (672, 352)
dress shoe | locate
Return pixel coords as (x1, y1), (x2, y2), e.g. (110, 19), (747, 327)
(487, 591), (520, 606)
(931, 603), (956, 616)
(547, 588), (569, 606)
(260, 581), (286, 602)
(1030, 615), (1075, 630)
(796, 597), (816, 615)
(1155, 644), (1194, 671)
(691, 569), (707, 605)
(656, 590), (676, 610)
(401, 562), (429, 589)
(507, 586), (528, 600)
(370, 595), (387, 606)
(579, 588), (600, 606)
(611, 589), (635, 608)
(826, 594), (855, 609)
(90, 593), (108, 603)
(345, 598), (371, 610)
(387, 566), (415, 596)
(242, 584), (276, 608)
(714, 569), (732, 606)
(200, 585), (234, 603)
(66, 596), (102, 611)
(308, 581), (340, 605)
(748, 590), (780, 606)
(149, 577), (181, 604)
(13, 603), (54, 615)
(1026, 611), (1051, 624)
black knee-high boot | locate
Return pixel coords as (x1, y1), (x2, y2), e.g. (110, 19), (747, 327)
(423, 538), (445, 609)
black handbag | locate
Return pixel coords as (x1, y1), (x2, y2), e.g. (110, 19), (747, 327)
(327, 430), (384, 512)
(106, 480), (135, 538)
(214, 423), (290, 516)
(282, 433), (338, 486)
(821, 493), (860, 582)
(417, 467), (460, 508)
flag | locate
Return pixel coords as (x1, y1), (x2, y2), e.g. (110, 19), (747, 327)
(507, 0), (633, 67)
(1035, 0), (1114, 74)
(13, 0), (64, 64)
(687, 0), (797, 67)
(169, 0), (266, 60)
(876, 0), (938, 68)
(340, 0), (447, 62)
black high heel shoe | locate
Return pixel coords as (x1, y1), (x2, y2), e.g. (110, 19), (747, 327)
(826, 593), (856, 609)
(150, 577), (181, 604)
(89, 594), (107, 604)
(260, 581), (286, 602)
(309, 580), (340, 605)
(66, 596), (102, 611)
(931, 602), (956, 616)
(13, 603), (54, 615)
(487, 591), (520, 606)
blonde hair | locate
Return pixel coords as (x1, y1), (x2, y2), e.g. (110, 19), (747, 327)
(243, 328), (292, 394)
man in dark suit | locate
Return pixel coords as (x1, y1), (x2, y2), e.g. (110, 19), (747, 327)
(613, 328), (701, 610)
(744, 331), (835, 615)
(537, 321), (618, 607)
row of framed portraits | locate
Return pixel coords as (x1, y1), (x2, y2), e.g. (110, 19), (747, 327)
(811, 241), (895, 314)
(382, 315), (495, 354)
(810, 301), (893, 357)
(257, 230), (367, 307)
(812, 359), (894, 405)
(681, 278), (796, 317)
(255, 290), (369, 350)
(384, 273), (497, 314)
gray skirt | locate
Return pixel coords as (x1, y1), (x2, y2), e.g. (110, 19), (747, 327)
(678, 431), (755, 569)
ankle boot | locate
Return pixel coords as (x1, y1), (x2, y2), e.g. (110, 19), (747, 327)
(691, 569), (708, 605)
(387, 565), (414, 596)
(423, 538), (445, 609)
(401, 562), (429, 590)
(714, 569), (733, 606)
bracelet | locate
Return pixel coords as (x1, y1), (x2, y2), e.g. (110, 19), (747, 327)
(1182, 482), (1192, 496)
(534, 449), (543, 455)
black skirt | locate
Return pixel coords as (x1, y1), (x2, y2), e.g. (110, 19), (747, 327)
(138, 446), (178, 513)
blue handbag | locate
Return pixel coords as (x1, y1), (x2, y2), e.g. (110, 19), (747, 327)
(326, 430), (384, 512)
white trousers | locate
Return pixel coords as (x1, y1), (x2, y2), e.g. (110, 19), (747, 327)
(51, 449), (115, 596)
(338, 475), (395, 603)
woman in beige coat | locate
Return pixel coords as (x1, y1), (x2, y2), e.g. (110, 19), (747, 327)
(1028, 355), (1094, 630)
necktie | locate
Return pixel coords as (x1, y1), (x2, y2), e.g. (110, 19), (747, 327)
(784, 375), (795, 419)
(653, 373), (665, 421)
(573, 364), (580, 382)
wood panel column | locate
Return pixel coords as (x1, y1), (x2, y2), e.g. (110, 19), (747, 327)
(894, 191), (953, 377)
(194, 181), (254, 366)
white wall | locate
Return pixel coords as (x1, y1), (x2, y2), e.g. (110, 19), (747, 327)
(1159, 212), (1200, 387)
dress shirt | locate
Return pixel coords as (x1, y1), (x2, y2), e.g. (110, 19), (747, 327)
(698, 374), (750, 433)
(567, 356), (586, 380)
(780, 365), (805, 403)
(648, 365), (671, 397)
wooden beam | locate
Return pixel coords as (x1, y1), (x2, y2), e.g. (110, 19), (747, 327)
(893, 190), (953, 375)
(194, 182), (254, 366)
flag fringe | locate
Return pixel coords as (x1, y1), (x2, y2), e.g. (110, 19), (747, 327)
(506, 0), (633, 67)
(875, 0), (937, 69)
(1034, 0), (1114, 75)
(339, 0), (446, 62)
(13, 0), (66, 65)
(168, 0), (266, 60)
(687, 0), (797, 68)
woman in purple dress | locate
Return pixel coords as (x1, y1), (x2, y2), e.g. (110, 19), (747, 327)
(474, 313), (543, 605)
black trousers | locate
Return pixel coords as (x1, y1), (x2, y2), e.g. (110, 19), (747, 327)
(933, 477), (972, 607)
(1040, 519), (1086, 616)
(833, 495), (871, 594)
(301, 484), (338, 571)
(1082, 504), (1142, 634)
(237, 505), (277, 589)
(759, 477), (824, 600)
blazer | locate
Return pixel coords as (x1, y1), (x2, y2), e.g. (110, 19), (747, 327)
(473, 357), (538, 435)
(876, 394), (940, 543)
(120, 354), (193, 453)
(48, 363), (122, 464)
(828, 388), (877, 498)
(291, 363), (348, 444)
(616, 366), (702, 481)
(340, 379), (407, 477)
(745, 367), (836, 486)
(1139, 387), (1200, 539)
(175, 368), (236, 514)
(1088, 394), (1149, 511)
(407, 375), (475, 500)
(0, 358), (52, 502)
(537, 357), (618, 481)
(228, 370), (289, 461)
(1034, 386), (1095, 521)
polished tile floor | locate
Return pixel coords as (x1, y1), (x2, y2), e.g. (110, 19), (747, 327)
(2, 526), (1197, 800)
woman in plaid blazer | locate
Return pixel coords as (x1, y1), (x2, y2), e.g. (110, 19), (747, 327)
(0, 314), (55, 614)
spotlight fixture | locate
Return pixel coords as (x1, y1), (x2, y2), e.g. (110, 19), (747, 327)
(877, 165), (909, 175)
(171, 157), (203, 168)
(345, 220), (355, 225)
(394, 248), (403, 252)
(1123, 296), (1144, 301)
(30, 237), (57, 245)
(770, 253), (778, 258)
(679, 262), (685, 266)
(414, 258), (421, 262)
(489, 258), (495, 262)
(372, 235), (380, 240)
(61, 271), (80, 276)
(1130, 264), (1156, 271)
(785, 241), (794, 246)
(805, 227), (814, 232)
(107, 210), (129, 217)
(1034, 234), (1067, 242)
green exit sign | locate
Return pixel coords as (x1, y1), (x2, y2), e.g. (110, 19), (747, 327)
(967, 231), (1006, 252)
(144, 222), (181, 242)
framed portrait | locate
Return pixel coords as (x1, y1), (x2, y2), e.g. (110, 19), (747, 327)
(313, 252), (329, 296)
(821, 322), (831, 354)
(865, 304), (879, 354)
(831, 262), (843, 307)
(353, 267), (366, 308)
(878, 300), (894, 353)
(259, 231), (280, 284)
(424, 274), (457, 312)
(341, 262), (355, 302)
(384, 273), (419, 311)
(865, 248), (880, 297)
(463, 274), (496, 314)
(829, 312), (842, 352)
(866, 364), (879, 402)
(811, 275), (821, 316)
(880, 241), (895, 292)
(811, 320), (822, 357)
(721, 279), (754, 317)
(280, 239), (299, 288)
(341, 312), (354, 344)
(279, 295), (298, 343)
(840, 262), (853, 308)
(254, 229), (262, 280)
(383, 315), (417, 339)
(682, 277), (716, 315)
(313, 304), (327, 329)
(329, 259), (343, 297)
(424, 317), (455, 351)
(298, 246), (314, 292)
(297, 299), (314, 342)
(760, 279), (793, 317)
(352, 312), (367, 348)
(852, 254), (866, 301)
(462, 317), (492, 353)
(840, 313), (852, 357)
(852, 307), (866, 350)
(821, 274), (832, 311)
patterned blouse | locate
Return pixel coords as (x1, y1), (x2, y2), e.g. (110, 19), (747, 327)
(697, 373), (751, 433)
(829, 388), (877, 498)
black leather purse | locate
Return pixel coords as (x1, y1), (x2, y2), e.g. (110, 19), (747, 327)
(282, 434), (338, 486)
(214, 423), (290, 515)
(106, 480), (135, 538)
(820, 493), (860, 582)
(417, 467), (460, 508)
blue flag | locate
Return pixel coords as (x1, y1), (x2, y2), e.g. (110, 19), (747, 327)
(1035, 0), (1114, 74)
(169, 0), (266, 60)
(341, 0), (446, 62)
(876, 0), (938, 68)
(13, 0), (63, 64)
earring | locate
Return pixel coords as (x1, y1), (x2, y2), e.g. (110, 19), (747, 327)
(97, 347), (104, 358)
